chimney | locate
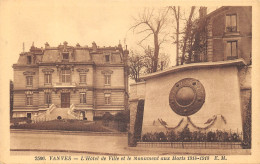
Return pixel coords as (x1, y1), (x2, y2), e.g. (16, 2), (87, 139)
(45, 42), (50, 49)
(92, 42), (97, 51)
(123, 45), (129, 56)
(63, 41), (68, 49)
(199, 7), (207, 18)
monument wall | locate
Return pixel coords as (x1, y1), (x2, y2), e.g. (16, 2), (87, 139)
(138, 60), (246, 134)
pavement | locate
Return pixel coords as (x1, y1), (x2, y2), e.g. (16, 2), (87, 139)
(10, 129), (251, 156)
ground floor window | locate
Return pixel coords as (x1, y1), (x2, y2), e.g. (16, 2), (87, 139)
(27, 113), (32, 119)
(104, 93), (111, 105)
(80, 92), (86, 104)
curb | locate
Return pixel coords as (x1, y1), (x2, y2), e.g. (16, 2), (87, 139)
(10, 129), (128, 136)
(10, 149), (126, 156)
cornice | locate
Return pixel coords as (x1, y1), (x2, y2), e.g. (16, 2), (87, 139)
(140, 59), (247, 80)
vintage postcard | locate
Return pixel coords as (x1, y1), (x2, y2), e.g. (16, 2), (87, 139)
(0, 0), (259, 163)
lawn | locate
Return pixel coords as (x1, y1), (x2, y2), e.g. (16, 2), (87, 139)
(10, 119), (112, 132)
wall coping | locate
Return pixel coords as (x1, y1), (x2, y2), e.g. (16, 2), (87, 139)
(129, 97), (145, 102)
(140, 59), (246, 80)
(130, 81), (146, 86)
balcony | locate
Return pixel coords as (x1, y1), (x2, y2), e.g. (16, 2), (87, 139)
(53, 82), (76, 88)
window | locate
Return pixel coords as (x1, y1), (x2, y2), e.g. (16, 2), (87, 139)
(27, 56), (32, 64)
(226, 14), (237, 32)
(227, 41), (238, 59)
(105, 54), (110, 62)
(80, 92), (86, 104)
(26, 76), (33, 86)
(104, 75), (111, 85)
(26, 95), (33, 106)
(44, 74), (52, 84)
(104, 93), (111, 105)
(61, 69), (71, 83)
(63, 53), (69, 60)
(44, 93), (52, 104)
(27, 113), (32, 119)
(80, 74), (87, 83)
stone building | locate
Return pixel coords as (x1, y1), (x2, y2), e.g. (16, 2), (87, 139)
(12, 41), (129, 121)
(202, 6), (252, 64)
(129, 6), (251, 148)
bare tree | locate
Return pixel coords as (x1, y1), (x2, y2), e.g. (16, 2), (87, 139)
(142, 46), (170, 73)
(130, 8), (169, 72)
(128, 51), (145, 82)
(158, 53), (170, 71)
(169, 6), (181, 66)
(128, 47), (170, 82)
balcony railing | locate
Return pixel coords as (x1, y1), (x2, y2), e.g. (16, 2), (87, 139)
(53, 82), (76, 88)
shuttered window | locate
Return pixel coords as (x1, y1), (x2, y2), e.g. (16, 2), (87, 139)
(227, 41), (238, 59)
(226, 14), (237, 32)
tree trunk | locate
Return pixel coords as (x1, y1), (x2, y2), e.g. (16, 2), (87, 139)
(181, 6), (195, 65)
(153, 34), (160, 72)
(176, 7), (180, 66)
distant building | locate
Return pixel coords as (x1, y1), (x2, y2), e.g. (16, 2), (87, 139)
(12, 41), (129, 121)
(197, 6), (252, 64)
(10, 80), (14, 119)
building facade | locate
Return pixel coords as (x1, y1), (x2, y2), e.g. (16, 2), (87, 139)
(12, 41), (129, 121)
(200, 6), (252, 64)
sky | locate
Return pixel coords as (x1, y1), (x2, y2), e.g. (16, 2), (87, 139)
(0, 1), (219, 82)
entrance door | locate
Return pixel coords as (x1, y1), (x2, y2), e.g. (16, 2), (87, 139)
(61, 93), (70, 108)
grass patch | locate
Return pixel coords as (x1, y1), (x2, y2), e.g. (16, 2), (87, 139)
(10, 120), (112, 132)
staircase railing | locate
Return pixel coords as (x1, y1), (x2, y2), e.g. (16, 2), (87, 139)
(68, 104), (79, 119)
(32, 104), (56, 121)
(46, 104), (56, 114)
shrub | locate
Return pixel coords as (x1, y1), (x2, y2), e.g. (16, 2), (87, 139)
(102, 112), (114, 121)
(57, 116), (62, 120)
(166, 131), (177, 142)
(93, 115), (103, 121)
(141, 129), (242, 142)
(207, 131), (216, 142)
(157, 132), (167, 142)
(114, 110), (130, 123)
(179, 126), (192, 141)
(26, 119), (32, 124)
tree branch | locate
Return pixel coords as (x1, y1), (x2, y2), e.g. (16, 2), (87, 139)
(138, 32), (153, 44)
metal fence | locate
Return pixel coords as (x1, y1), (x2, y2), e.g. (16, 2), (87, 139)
(137, 142), (242, 149)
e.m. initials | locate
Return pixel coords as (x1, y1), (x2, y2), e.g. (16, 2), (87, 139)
(214, 156), (227, 160)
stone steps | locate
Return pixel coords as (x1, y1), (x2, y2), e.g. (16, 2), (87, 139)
(47, 108), (76, 120)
